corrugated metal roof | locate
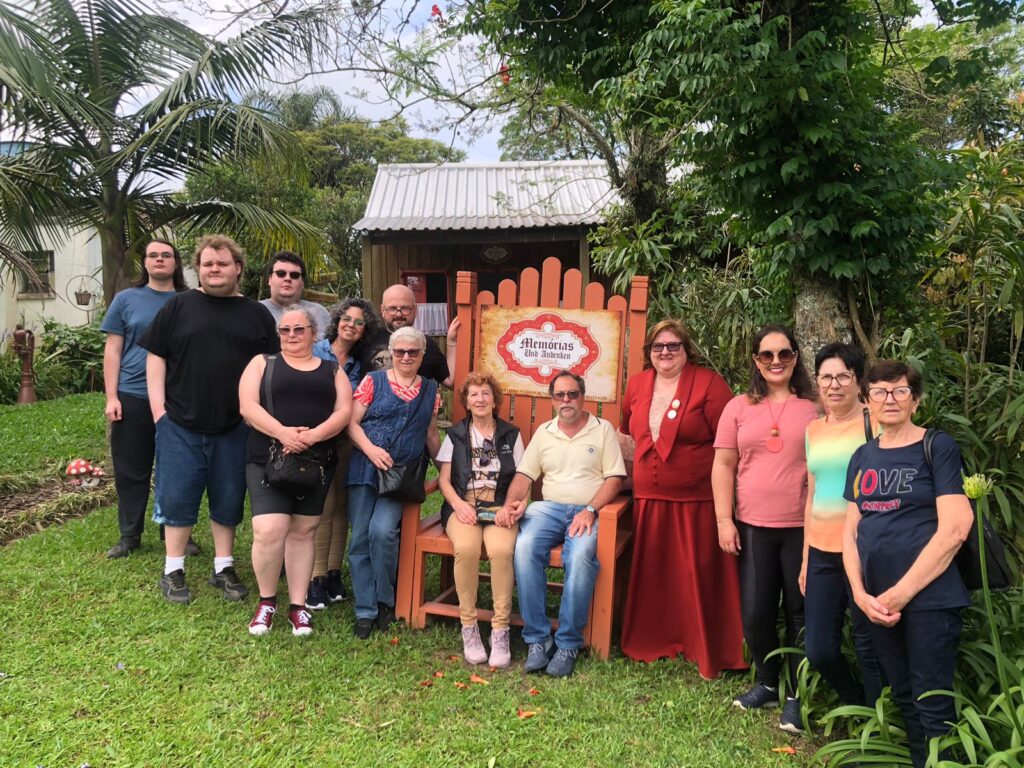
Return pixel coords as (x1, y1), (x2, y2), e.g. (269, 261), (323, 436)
(353, 160), (618, 232)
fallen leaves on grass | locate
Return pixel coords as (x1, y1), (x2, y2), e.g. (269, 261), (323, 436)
(433, 671), (444, 678)
(389, 637), (399, 645)
(418, 680), (434, 688)
(517, 708), (538, 719)
(528, 688), (540, 696)
(454, 681), (469, 689)
(771, 746), (797, 755)
(469, 674), (489, 685)
(447, 655), (460, 661)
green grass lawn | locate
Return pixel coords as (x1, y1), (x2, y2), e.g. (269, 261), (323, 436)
(0, 395), (820, 767)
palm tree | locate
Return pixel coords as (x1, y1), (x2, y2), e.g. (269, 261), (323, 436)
(0, 0), (333, 303)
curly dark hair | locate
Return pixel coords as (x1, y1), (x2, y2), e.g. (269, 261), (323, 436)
(324, 298), (385, 357)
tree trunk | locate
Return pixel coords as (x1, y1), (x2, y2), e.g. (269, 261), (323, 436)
(792, 274), (851, 360)
(100, 227), (133, 306)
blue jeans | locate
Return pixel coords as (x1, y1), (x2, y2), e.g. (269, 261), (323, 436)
(868, 607), (962, 768)
(152, 416), (248, 528)
(804, 547), (885, 704)
(514, 500), (599, 650)
(347, 484), (403, 620)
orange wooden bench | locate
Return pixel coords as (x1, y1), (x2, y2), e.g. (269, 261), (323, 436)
(394, 258), (649, 659)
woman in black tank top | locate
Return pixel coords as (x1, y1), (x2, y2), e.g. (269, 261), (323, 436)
(238, 308), (353, 637)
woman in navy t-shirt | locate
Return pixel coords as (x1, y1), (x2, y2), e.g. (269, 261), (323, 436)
(842, 360), (973, 768)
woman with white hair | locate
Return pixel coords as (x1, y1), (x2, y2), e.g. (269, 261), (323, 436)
(346, 325), (441, 639)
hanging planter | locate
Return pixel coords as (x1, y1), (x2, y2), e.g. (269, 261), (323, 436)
(75, 289), (93, 306)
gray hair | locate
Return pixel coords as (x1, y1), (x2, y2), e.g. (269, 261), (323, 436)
(389, 325), (426, 350)
(280, 307), (318, 338)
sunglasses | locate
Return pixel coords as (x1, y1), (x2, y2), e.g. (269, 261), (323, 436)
(477, 437), (495, 467)
(278, 325), (309, 336)
(651, 342), (683, 354)
(339, 314), (365, 327)
(552, 390), (581, 401)
(392, 348), (421, 358)
(755, 348), (796, 365)
(273, 269), (302, 280)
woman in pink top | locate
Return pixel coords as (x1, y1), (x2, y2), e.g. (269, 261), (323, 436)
(712, 324), (817, 734)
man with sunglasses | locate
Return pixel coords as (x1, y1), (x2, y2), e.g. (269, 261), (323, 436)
(498, 370), (627, 677)
(260, 251), (332, 341)
(355, 283), (456, 388)
(142, 235), (279, 604)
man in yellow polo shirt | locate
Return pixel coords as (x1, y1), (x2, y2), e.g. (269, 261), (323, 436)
(497, 370), (626, 677)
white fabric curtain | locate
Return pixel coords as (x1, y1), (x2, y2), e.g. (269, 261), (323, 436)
(414, 302), (449, 336)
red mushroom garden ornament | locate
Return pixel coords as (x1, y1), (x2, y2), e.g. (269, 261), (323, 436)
(66, 459), (105, 488)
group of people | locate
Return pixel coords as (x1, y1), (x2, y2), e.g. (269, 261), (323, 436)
(102, 236), (974, 761)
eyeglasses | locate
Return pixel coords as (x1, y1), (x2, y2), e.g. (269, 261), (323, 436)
(552, 390), (581, 401)
(273, 269), (302, 280)
(867, 386), (914, 403)
(392, 348), (421, 358)
(339, 314), (365, 327)
(383, 305), (414, 315)
(278, 325), (309, 336)
(755, 348), (796, 365)
(145, 252), (174, 261)
(817, 372), (854, 387)
(651, 342), (683, 354)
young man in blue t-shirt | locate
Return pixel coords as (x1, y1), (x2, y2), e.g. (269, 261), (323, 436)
(101, 239), (192, 558)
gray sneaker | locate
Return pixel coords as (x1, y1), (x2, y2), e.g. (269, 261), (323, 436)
(159, 569), (191, 604)
(208, 566), (248, 601)
(545, 647), (580, 678)
(524, 638), (554, 673)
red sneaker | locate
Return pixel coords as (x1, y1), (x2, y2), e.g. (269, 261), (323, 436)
(248, 601), (276, 636)
(288, 607), (313, 637)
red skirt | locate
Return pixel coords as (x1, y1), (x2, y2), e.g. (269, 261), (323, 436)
(621, 498), (747, 678)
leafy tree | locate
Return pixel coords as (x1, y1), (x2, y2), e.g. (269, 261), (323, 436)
(0, 0), (331, 303)
(182, 107), (463, 299)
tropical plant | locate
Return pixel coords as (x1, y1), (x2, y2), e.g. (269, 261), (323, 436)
(0, 0), (333, 304)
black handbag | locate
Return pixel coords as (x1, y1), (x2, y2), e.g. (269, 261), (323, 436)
(375, 378), (432, 503)
(923, 429), (1013, 591)
(261, 355), (332, 498)
(377, 454), (430, 503)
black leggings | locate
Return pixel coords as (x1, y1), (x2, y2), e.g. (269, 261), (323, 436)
(737, 522), (805, 692)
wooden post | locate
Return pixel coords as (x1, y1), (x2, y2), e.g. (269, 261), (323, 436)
(13, 325), (36, 405)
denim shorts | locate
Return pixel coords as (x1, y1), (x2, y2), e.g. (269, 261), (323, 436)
(152, 415), (248, 528)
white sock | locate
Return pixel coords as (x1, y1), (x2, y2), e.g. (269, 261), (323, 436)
(164, 556), (185, 575)
(214, 556), (234, 574)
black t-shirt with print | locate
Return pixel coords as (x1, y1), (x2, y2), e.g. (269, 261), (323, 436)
(844, 432), (969, 611)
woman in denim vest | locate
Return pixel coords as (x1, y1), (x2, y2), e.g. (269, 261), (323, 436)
(347, 326), (441, 639)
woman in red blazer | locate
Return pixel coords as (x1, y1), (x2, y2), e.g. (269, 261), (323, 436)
(620, 319), (746, 677)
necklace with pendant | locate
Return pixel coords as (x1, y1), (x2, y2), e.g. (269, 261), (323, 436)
(764, 396), (790, 453)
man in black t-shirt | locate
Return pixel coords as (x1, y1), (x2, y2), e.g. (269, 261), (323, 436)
(356, 283), (457, 389)
(142, 234), (279, 605)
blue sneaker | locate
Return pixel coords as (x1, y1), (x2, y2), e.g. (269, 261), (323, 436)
(733, 682), (779, 709)
(523, 638), (554, 673)
(779, 697), (804, 733)
(545, 647), (580, 678)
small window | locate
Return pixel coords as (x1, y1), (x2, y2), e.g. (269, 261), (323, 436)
(19, 250), (55, 296)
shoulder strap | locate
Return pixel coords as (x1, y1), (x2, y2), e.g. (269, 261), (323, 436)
(863, 408), (873, 442)
(923, 428), (936, 472)
(262, 354), (277, 417)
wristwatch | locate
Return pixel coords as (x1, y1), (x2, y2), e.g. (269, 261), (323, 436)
(584, 504), (597, 515)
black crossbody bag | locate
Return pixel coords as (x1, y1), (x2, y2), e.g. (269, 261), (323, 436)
(262, 355), (332, 498)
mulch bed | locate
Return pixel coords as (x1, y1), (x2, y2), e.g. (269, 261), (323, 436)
(0, 480), (115, 546)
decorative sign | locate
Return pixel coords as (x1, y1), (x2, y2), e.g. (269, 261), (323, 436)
(477, 306), (622, 402)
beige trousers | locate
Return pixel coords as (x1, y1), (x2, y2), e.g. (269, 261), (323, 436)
(445, 515), (518, 629)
